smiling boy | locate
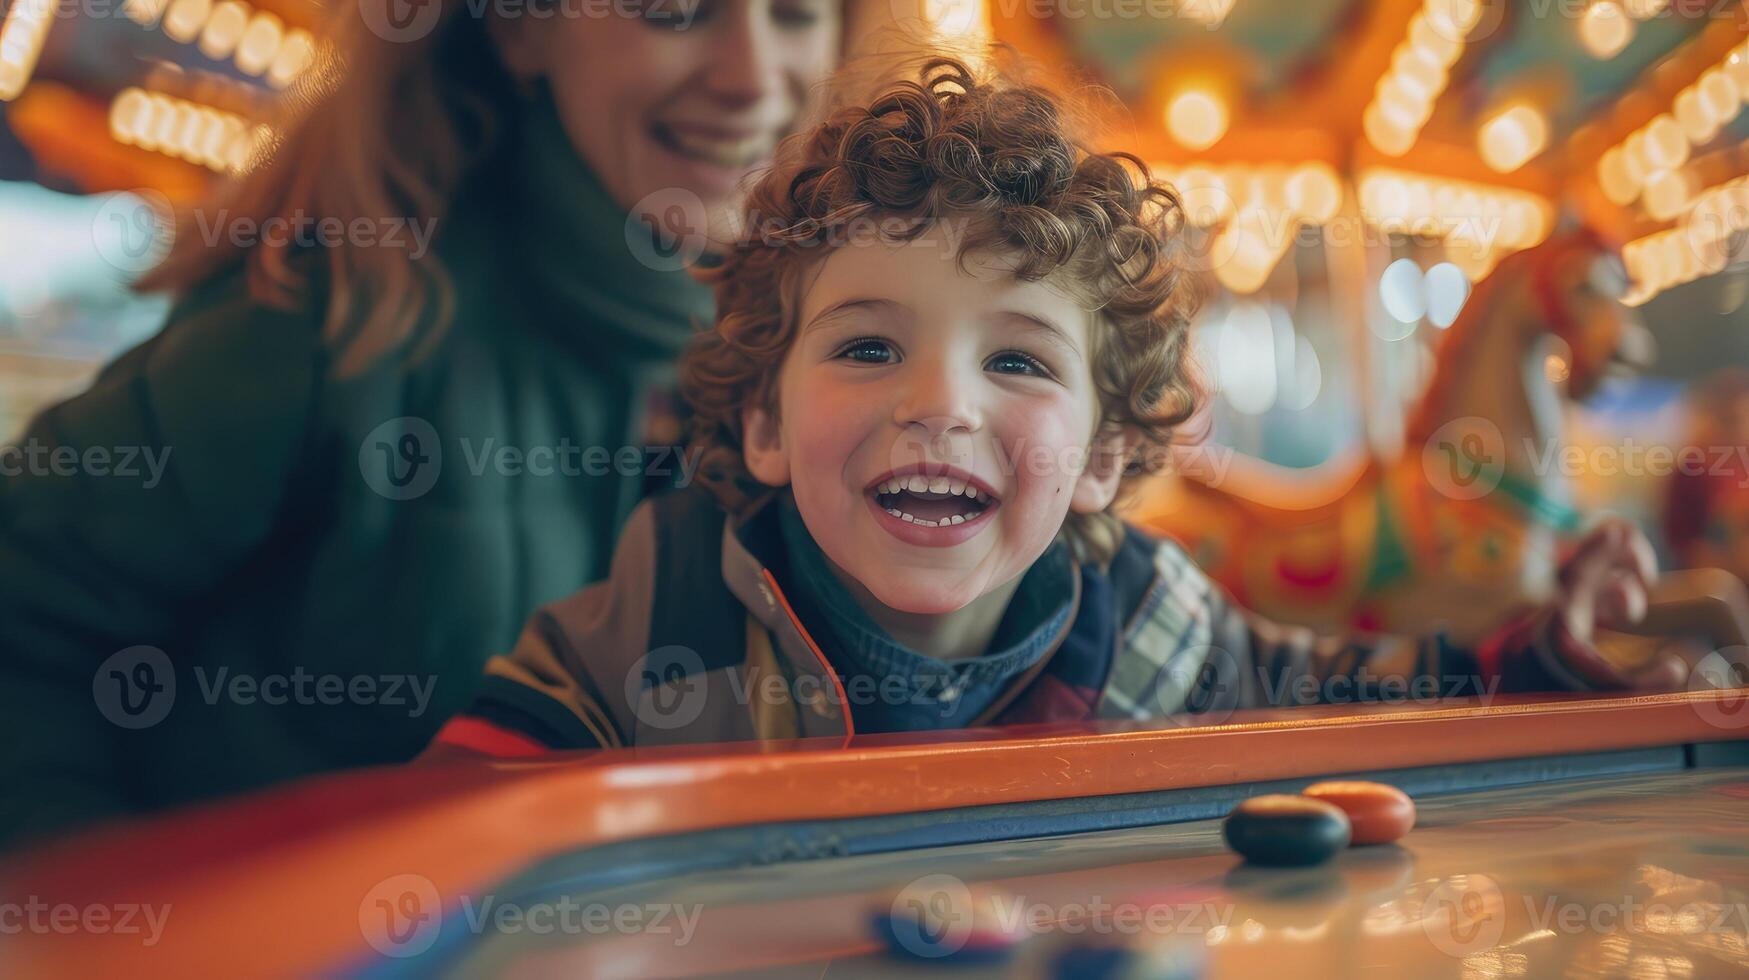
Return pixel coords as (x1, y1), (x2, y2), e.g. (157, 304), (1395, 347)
(428, 58), (1669, 756)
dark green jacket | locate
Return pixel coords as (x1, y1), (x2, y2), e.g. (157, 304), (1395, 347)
(0, 95), (714, 848)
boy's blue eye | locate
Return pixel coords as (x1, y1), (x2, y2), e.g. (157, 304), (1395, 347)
(986, 351), (1050, 377)
(836, 338), (895, 364)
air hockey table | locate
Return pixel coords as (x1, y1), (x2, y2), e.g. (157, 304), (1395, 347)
(4, 690), (1749, 978)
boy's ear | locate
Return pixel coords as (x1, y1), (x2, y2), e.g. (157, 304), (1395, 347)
(741, 404), (791, 487)
(1069, 424), (1138, 515)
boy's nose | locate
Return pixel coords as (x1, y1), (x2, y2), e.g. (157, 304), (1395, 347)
(894, 368), (983, 437)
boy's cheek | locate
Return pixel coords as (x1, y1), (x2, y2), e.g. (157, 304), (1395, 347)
(995, 412), (1094, 496)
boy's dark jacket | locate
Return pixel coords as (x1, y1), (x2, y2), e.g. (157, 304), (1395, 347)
(438, 486), (1586, 754)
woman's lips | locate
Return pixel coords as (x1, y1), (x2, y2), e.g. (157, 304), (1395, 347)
(650, 122), (774, 169)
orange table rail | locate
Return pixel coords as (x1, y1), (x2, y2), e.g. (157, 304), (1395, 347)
(1, 691), (1745, 978)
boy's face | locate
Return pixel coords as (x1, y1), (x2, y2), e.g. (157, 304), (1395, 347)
(741, 225), (1130, 615)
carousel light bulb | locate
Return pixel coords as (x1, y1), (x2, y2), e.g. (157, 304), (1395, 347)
(1165, 88), (1228, 151)
(1674, 88), (1719, 144)
(1376, 75), (1431, 130)
(0, 0), (55, 101)
(109, 87), (151, 144)
(1427, 0), (1482, 39)
(267, 28), (316, 89)
(1177, 166), (1234, 226)
(161, 0), (212, 44)
(1643, 114), (1689, 170)
(1642, 168), (1693, 221)
(1286, 164), (1341, 225)
(1253, 166), (1290, 214)
(234, 11), (283, 76)
(1726, 46), (1749, 96)
(173, 105), (207, 161)
(197, 0), (248, 60)
(1598, 146), (1640, 204)
(1579, 0), (1632, 59)
(1623, 0), (1666, 15)
(1698, 69), (1740, 129)
(146, 93), (179, 152)
(1391, 44), (1446, 101)
(1478, 104), (1547, 172)
(1408, 12), (1463, 69)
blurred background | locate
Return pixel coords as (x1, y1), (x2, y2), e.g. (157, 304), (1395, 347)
(3, 0), (1749, 624)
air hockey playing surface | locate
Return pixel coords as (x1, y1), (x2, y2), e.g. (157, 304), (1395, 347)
(448, 756), (1749, 978)
(4, 692), (1749, 978)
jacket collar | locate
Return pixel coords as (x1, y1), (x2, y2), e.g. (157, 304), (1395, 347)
(716, 492), (1082, 734)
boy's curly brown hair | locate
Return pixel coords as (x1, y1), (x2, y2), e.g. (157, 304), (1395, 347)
(680, 55), (1202, 565)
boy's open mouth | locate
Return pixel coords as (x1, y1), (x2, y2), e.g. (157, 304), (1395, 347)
(867, 473), (997, 528)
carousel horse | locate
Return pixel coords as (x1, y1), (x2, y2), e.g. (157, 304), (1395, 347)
(1129, 231), (1747, 654)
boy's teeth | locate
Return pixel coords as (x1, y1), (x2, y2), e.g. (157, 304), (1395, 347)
(884, 507), (973, 528)
(876, 475), (988, 498)
(884, 506), (971, 528)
